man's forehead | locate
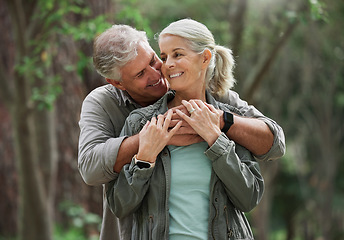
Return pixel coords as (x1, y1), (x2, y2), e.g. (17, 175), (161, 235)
(122, 43), (155, 78)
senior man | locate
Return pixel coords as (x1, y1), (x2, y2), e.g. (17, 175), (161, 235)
(78, 24), (285, 239)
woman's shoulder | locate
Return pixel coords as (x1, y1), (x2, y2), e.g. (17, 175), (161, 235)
(207, 91), (244, 116)
(127, 92), (170, 122)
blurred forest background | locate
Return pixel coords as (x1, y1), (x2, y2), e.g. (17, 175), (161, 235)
(0, 0), (343, 239)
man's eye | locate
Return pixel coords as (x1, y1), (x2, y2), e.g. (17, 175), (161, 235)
(150, 58), (156, 65)
(161, 57), (166, 62)
(137, 71), (145, 78)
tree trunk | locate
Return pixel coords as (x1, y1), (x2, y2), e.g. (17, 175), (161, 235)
(227, 0), (247, 57)
(3, 0), (55, 239)
(11, 74), (53, 240)
(251, 161), (279, 240)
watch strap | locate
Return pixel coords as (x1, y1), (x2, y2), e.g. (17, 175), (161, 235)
(221, 111), (234, 133)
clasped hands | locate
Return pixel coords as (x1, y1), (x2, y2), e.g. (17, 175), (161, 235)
(136, 100), (223, 162)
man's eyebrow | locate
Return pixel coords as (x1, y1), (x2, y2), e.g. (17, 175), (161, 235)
(149, 54), (155, 63)
(133, 54), (155, 78)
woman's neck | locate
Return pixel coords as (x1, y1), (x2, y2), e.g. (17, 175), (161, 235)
(168, 88), (206, 108)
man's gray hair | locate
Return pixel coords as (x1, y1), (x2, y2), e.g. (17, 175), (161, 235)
(93, 25), (148, 81)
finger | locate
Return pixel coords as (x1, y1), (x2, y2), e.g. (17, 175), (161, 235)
(181, 100), (195, 113)
(142, 120), (150, 130)
(157, 114), (164, 127)
(168, 120), (182, 136)
(169, 119), (179, 127)
(189, 100), (201, 111)
(200, 100), (210, 110)
(173, 105), (188, 115)
(150, 116), (157, 125)
(163, 110), (173, 131)
(205, 102), (217, 113)
(176, 109), (192, 125)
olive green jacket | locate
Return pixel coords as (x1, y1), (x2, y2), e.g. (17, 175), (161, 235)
(106, 91), (264, 239)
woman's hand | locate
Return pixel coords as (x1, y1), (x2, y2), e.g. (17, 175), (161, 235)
(137, 109), (182, 163)
(176, 100), (222, 146)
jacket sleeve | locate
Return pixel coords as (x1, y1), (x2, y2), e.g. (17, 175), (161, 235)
(205, 133), (264, 212)
(106, 117), (153, 218)
(78, 91), (122, 186)
(106, 159), (154, 218)
(217, 90), (286, 161)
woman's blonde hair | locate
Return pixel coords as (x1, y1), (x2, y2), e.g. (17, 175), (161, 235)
(158, 18), (236, 97)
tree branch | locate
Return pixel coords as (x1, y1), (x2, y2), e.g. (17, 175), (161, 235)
(228, 0), (247, 57)
(244, 20), (298, 103)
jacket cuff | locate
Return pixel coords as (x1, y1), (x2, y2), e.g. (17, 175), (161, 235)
(205, 133), (235, 161)
(254, 118), (286, 161)
(103, 136), (127, 179)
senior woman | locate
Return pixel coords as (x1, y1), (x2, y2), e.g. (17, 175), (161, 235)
(107, 18), (264, 240)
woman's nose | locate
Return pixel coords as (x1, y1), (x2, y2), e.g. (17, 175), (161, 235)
(165, 57), (175, 68)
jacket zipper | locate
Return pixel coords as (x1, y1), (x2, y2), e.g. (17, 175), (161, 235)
(211, 180), (219, 239)
(224, 205), (234, 238)
(149, 215), (154, 240)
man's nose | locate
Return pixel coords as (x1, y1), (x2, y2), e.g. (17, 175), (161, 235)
(148, 65), (161, 78)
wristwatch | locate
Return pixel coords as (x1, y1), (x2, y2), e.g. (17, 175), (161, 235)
(221, 111), (234, 133)
(133, 154), (155, 169)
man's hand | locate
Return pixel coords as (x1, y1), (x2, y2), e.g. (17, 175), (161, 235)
(166, 104), (197, 135)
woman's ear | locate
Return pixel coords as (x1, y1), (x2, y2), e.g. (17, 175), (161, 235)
(202, 49), (212, 69)
(106, 78), (126, 90)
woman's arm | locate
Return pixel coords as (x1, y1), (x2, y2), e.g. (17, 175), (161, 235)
(206, 134), (264, 212)
(106, 110), (181, 218)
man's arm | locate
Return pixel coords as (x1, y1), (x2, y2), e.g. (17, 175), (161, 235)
(168, 90), (285, 160)
(220, 112), (273, 156)
(113, 135), (139, 173)
(216, 90), (286, 161)
(78, 86), (131, 185)
(169, 103), (274, 156)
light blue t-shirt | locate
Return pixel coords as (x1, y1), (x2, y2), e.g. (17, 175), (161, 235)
(168, 141), (212, 240)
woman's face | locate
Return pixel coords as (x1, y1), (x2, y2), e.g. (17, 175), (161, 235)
(159, 34), (208, 92)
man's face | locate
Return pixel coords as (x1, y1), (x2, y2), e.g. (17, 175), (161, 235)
(108, 41), (169, 107)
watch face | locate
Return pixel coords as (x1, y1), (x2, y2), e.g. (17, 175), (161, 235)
(224, 111), (234, 123)
(136, 161), (151, 169)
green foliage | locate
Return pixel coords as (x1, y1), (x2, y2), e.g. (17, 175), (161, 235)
(59, 201), (101, 229)
(54, 226), (88, 240)
(309, 0), (328, 22)
(14, 0), (112, 110)
(117, 0), (153, 38)
(0, 236), (16, 240)
(60, 15), (111, 42)
(57, 201), (101, 240)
